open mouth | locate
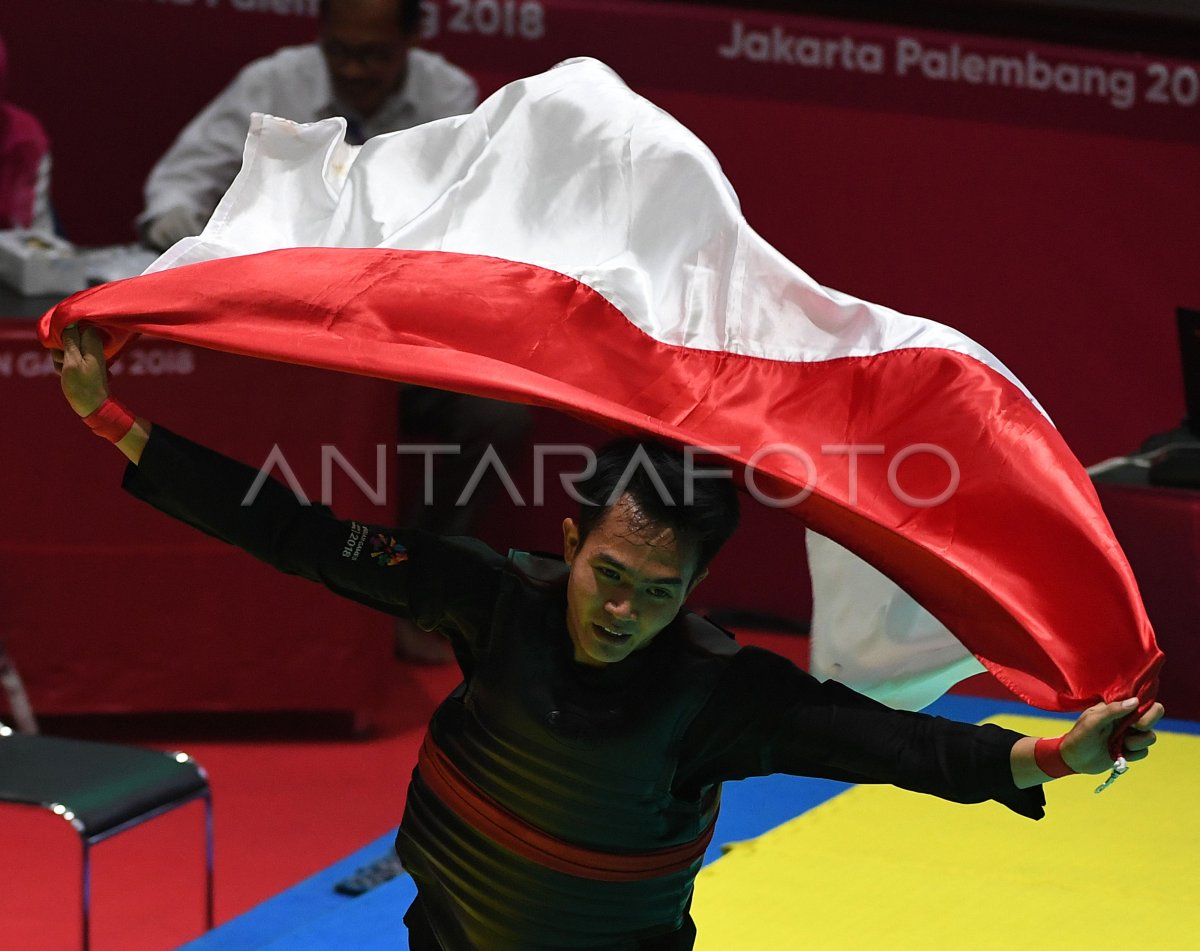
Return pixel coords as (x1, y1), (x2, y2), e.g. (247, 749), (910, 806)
(593, 623), (632, 646)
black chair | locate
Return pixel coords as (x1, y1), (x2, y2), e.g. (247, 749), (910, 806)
(0, 719), (214, 949)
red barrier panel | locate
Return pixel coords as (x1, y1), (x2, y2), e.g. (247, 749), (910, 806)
(0, 324), (401, 720)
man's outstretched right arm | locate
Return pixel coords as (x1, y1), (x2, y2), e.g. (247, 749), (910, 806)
(53, 323), (346, 579)
(52, 325), (504, 642)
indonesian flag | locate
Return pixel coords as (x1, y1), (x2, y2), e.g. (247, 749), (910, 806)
(41, 58), (1161, 716)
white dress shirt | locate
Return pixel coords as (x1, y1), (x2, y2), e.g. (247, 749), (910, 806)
(141, 44), (477, 228)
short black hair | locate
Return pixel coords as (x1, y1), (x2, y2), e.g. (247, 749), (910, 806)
(575, 439), (740, 576)
(318, 0), (422, 35)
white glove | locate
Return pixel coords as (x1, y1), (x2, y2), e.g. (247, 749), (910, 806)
(142, 205), (207, 251)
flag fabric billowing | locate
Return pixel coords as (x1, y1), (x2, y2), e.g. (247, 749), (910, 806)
(40, 58), (1161, 718)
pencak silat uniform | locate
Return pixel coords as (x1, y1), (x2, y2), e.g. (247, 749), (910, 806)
(123, 427), (1046, 951)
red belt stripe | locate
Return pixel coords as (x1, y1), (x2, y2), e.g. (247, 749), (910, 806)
(417, 733), (715, 882)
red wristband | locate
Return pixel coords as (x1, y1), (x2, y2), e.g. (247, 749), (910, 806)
(1034, 736), (1077, 779)
(82, 397), (136, 444)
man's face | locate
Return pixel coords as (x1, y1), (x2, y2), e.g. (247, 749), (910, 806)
(319, 0), (413, 118)
(562, 494), (707, 667)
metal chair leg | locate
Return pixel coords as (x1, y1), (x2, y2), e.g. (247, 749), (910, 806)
(204, 790), (215, 930)
(77, 794), (212, 946)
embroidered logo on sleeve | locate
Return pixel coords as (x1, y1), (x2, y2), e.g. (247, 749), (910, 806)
(341, 522), (368, 561)
(369, 533), (409, 567)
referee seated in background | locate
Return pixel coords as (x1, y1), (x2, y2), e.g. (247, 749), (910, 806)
(139, 0), (477, 251)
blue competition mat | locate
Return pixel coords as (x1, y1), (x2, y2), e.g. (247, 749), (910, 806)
(182, 696), (1195, 950)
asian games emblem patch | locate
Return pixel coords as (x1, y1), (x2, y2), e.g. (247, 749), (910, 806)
(369, 533), (409, 567)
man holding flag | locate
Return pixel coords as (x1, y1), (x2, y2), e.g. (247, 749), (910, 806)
(53, 322), (1162, 949)
(43, 56), (1167, 948)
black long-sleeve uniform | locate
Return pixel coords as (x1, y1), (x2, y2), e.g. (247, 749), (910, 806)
(124, 427), (1044, 950)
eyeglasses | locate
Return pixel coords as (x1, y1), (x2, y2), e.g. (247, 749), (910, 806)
(320, 39), (402, 68)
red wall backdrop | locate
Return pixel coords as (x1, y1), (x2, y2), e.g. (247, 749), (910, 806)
(1, 2), (1197, 715)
